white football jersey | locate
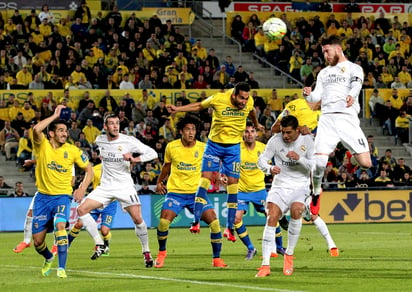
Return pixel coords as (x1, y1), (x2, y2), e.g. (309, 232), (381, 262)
(308, 60), (364, 117)
(96, 133), (157, 187)
(258, 133), (315, 189)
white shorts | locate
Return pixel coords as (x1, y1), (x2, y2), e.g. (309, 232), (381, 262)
(315, 113), (369, 155)
(87, 185), (141, 210)
(266, 186), (311, 216)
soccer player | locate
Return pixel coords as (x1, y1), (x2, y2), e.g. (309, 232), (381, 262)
(68, 163), (118, 255)
(167, 82), (262, 241)
(155, 116), (227, 268)
(256, 116), (315, 277)
(233, 122), (285, 260)
(31, 105), (93, 278)
(77, 113), (157, 267)
(272, 96), (339, 257)
(303, 35), (371, 217)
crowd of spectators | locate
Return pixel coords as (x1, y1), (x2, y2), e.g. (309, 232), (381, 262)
(1, 4), (412, 192)
(230, 11), (412, 88)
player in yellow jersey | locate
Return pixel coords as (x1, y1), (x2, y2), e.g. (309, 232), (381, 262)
(167, 82), (262, 242)
(271, 96), (339, 257)
(155, 116), (227, 268)
(271, 96), (320, 135)
(233, 122), (285, 260)
(31, 105), (93, 278)
(68, 162), (118, 256)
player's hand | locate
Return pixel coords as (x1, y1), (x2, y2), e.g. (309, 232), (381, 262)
(303, 87), (312, 97)
(166, 104), (177, 113)
(256, 123), (265, 132)
(286, 151), (300, 161)
(156, 182), (167, 195)
(53, 104), (66, 117)
(73, 188), (85, 203)
(23, 159), (35, 167)
(346, 95), (354, 107)
(270, 165), (281, 175)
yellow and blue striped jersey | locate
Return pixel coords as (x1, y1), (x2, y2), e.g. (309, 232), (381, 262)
(201, 89), (254, 144)
(277, 98), (320, 132)
(239, 141), (266, 193)
(164, 139), (205, 194)
(34, 136), (89, 195)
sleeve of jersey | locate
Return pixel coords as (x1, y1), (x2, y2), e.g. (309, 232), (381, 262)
(75, 147), (90, 168)
(306, 71), (324, 103)
(348, 64), (364, 99)
(296, 136), (315, 172)
(257, 135), (276, 175)
(201, 94), (214, 108)
(132, 137), (158, 162)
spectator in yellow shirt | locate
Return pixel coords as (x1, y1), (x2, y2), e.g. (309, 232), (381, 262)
(71, 64), (87, 84)
(20, 101), (36, 123)
(82, 119), (101, 145)
(16, 66), (33, 88)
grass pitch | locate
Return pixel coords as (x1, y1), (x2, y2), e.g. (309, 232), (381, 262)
(1, 223), (412, 291)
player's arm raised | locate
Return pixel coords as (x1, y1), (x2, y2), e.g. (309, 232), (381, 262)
(167, 102), (204, 114)
(33, 105), (65, 143)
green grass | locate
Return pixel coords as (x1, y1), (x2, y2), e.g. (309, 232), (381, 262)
(1, 223), (412, 291)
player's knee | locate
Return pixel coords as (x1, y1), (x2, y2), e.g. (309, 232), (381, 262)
(158, 218), (171, 232)
(209, 219), (221, 233)
(314, 155), (328, 175)
(54, 218), (67, 231)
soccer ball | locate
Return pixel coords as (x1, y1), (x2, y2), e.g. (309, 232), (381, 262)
(262, 17), (287, 41)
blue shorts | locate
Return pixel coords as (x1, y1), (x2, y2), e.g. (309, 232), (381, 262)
(162, 193), (213, 215)
(91, 200), (118, 228)
(238, 189), (267, 214)
(201, 141), (240, 178)
(32, 192), (71, 234)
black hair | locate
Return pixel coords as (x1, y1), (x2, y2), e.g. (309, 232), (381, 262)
(48, 119), (68, 133)
(176, 115), (199, 132)
(280, 115), (299, 130)
(234, 81), (250, 96)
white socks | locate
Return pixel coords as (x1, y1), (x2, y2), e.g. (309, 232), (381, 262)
(286, 218), (302, 256)
(135, 221), (150, 253)
(313, 216), (336, 250)
(79, 214), (104, 245)
(261, 225), (276, 266)
(23, 216), (33, 244)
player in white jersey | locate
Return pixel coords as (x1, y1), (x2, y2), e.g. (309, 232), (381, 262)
(303, 35), (371, 215)
(77, 112), (158, 267)
(255, 116), (315, 277)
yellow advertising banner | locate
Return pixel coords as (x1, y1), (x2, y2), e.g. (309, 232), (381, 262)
(321, 189), (412, 223)
(0, 88), (303, 120)
(142, 8), (195, 25)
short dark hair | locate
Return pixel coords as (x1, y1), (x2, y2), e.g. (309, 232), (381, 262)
(234, 81), (250, 95)
(280, 115), (299, 129)
(48, 119), (68, 133)
(321, 35), (341, 47)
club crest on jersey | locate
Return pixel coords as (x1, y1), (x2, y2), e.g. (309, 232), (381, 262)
(340, 67), (346, 73)
(64, 151), (68, 159)
(118, 146), (122, 152)
(194, 151), (199, 158)
(301, 145), (306, 152)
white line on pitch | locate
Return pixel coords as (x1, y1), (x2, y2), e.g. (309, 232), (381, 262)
(3, 265), (305, 292)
